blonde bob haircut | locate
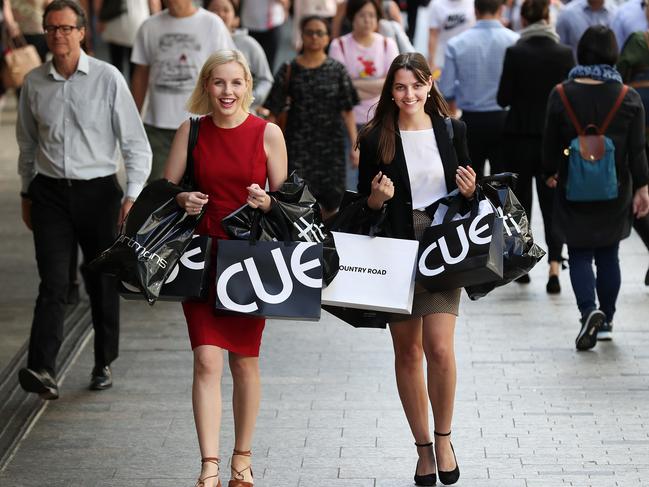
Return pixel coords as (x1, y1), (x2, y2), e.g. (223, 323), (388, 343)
(186, 50), (254, 115)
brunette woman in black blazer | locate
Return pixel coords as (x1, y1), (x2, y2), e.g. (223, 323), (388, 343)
(357, 53), (476, 486)
(497, 0), (574, 293)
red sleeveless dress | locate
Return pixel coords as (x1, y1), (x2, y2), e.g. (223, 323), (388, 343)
(182, 114), (267, 357)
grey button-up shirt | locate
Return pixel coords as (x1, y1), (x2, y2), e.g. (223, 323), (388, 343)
(17, 50), (152, 199)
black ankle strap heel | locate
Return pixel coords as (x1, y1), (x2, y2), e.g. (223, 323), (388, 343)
(434, 431), (460, 485)
(413, 441), (436, 486)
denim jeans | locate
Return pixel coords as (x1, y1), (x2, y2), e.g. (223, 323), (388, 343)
(568, 243), (620, 322)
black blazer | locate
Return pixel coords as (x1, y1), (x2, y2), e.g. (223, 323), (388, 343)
(357, 114), (470, 240)
(497, 36), (574, 137)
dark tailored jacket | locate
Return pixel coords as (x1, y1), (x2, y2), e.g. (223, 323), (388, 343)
(497, 36), (574, 137)
(543, 81), (649, 248)
(357, 114), (470, 240)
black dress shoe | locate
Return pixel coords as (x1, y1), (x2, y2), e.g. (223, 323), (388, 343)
(546, 275), (561, 294)
(89, 365), (112, 390)
(414, 442), (437, 486)
(18, 367), (59, 400)
(435, 431), (459, 485)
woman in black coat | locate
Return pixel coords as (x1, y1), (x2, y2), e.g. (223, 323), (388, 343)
(357, 53), (476, 486)
(543, 26), (649, 351)
(497, 0), (574, 294)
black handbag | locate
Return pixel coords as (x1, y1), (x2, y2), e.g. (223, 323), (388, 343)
(90, 118), (203, 304)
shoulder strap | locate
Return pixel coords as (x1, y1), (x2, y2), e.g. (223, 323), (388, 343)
(181, 117), (200, 189)
(644, 31), (649, 50)
(556, 83), (584, 135)
(284, 61), (292, 95)
(338, 37), (345, 57)
(600, 85), (629, 134)
(383, 36), (387, 53)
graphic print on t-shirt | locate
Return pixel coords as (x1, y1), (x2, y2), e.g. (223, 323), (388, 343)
(444, 13), (468, 31)
(357, 56), (377, 78)
(154, 33), (201, 93)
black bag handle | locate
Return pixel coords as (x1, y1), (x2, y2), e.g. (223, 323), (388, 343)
(181, 117), (201, 191)
(247, 202), (293, 245)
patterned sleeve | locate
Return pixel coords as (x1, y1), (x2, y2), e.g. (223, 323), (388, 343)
(337, 62), (360, 112)
(263, 61), (290, 116)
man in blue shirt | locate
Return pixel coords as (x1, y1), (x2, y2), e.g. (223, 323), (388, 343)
(439, 0), (519, 178)
(611, 0), (648, 51)
(556, 0), (616, 57)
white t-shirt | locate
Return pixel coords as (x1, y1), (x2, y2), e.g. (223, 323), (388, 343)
(428, 0), (475, 68)
(401, 129), (448, 210)
(131, 8), (235, 129)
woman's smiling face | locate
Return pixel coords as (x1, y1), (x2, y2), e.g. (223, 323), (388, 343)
(391, 68), (432, 116)
(206, 61), (249, 116)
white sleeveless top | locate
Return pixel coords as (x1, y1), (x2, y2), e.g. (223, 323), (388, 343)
(400, 129), (448, 210)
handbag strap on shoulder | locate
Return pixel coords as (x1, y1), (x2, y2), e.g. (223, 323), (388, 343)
(556, 83), (629, 136)
(181, 117), (201, 189)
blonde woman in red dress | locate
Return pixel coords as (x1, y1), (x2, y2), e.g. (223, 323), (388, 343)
(164, 50), (287, 487)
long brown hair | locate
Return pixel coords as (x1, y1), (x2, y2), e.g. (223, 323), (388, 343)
(358, 52), (451, 164)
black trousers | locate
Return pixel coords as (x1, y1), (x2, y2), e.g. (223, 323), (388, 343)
(634, 213), (649, 251)
(249, 25), (282, 71)
(503, 135), (564, 263)
(27, 174), (122, 375)
(461, 110), (508, 179)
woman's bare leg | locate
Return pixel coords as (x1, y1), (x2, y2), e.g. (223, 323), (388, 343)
(389, 318), (435, 475)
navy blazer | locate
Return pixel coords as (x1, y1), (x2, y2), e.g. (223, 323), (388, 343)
(357, 114), (470, 240)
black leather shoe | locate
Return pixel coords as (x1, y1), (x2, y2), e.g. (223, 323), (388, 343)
(435, 431), (459, 485)
(546, 275), (561, 294)
(18, 367), (59, 400)
(89, 365), (112, 390)
(414, 441), (436, 486)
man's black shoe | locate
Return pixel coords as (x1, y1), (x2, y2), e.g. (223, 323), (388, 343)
(576, 310), (605, 351)
(546, 275), (561, 294)
(18, 367), (59, 400)
(515, 274), (531, 284)
(89, 365), (112, 390)
(645, 267), (649, 286)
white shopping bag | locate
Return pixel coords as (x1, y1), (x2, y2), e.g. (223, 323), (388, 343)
(322, 232), (419, 313)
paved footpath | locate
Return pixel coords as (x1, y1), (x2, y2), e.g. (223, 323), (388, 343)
(1, 51), (649, 486)
(0, 226), (648, 487)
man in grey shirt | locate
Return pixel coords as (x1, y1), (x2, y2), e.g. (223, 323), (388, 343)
(16, 0), (151, 399)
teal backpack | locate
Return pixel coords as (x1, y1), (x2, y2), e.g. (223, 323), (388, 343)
(556, 83), (628, 202)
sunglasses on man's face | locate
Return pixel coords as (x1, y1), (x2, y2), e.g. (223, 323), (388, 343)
(44, 24), (81, 35)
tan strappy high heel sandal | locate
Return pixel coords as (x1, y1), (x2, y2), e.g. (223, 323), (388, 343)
(228, 449), (253, 487)
(195, 457), (221, 487)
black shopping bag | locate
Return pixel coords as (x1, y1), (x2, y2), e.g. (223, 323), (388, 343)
(322, 305), (388, 329)
(465, 173), (546, 300)
(416, 193), (504, 292)
(222, 171), (339, 285)
(215, 240), (323, 320)
(119, 235), (211, 301)
(90, 118), (202, 304)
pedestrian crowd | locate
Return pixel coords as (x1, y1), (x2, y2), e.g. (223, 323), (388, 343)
(1, 0), (648, 486)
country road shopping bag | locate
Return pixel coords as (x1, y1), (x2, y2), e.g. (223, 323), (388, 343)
(321, 232), (419, 314)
